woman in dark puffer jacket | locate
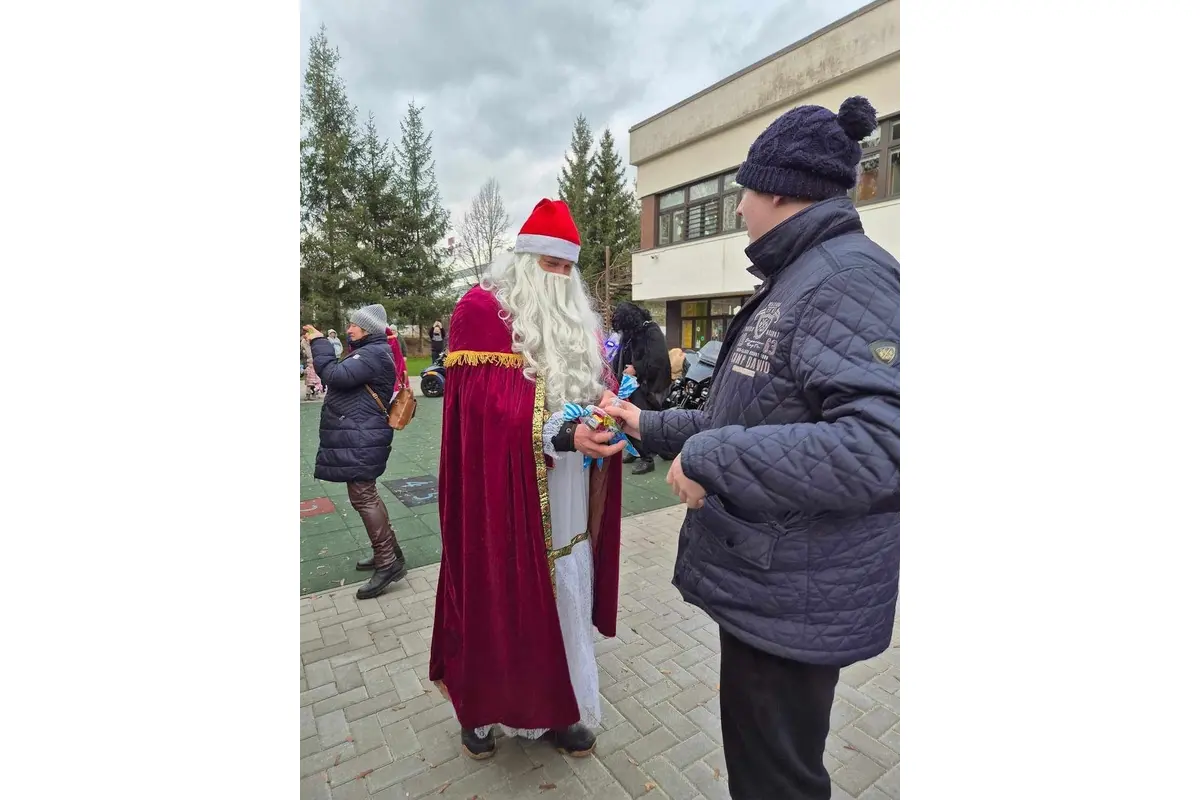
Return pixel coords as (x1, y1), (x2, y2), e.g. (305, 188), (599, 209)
(305, 303), (406, 599)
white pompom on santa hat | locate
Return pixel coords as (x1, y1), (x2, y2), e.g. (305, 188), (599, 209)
(513, 198), (581, 263)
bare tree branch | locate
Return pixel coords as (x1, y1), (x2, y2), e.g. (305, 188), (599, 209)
(457, 177), (512, 282)
(591, 249), (632, 330)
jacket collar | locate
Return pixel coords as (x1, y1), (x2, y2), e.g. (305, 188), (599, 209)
(745, 196), (864, 281)
(346, 331), (386, 351)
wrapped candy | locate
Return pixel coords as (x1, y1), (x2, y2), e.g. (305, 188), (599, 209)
(561, 375), (643, 469)
(616, 372), (638, 401)
(561, 405), (640, 469)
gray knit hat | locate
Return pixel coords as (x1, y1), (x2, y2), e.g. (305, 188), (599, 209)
(349, 304), (388, 335)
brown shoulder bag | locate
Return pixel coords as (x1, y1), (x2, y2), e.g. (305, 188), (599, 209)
(364, 383), (417, 432)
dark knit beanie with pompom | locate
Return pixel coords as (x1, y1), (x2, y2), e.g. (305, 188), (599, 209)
(735, 96), (878, 201)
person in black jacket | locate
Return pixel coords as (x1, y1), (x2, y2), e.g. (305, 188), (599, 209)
(610, 302), (670, 475)
(305, 303), (407, 600)
(429, 320), (446, 359)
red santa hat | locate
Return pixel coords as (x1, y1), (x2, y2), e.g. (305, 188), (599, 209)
(513, 198), (581, 263)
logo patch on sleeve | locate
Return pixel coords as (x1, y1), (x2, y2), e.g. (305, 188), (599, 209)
(868, 340), (898, 366)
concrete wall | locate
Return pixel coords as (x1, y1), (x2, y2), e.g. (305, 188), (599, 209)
(860, 199), (900, 260)
(630, 0), (900, 176)
(634, 232), (752, 302)
(628, 0), (901, 301)
(632, 198), (899, 302)
(633, 56), (900, 199)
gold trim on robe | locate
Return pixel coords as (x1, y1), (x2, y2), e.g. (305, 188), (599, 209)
(548, 532), (589, 562)
(444, 350), (526, 369)
(532, 374), (556, 597)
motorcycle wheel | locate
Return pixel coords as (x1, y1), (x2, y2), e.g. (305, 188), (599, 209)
(420, 374), (443, 398)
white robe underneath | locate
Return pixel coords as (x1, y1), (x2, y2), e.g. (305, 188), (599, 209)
(474, 449), (601, 740)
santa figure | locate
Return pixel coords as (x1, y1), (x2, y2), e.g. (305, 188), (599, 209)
(431, 198), (627, 759)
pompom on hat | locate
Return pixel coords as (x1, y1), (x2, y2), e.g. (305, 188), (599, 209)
(513, 199), (581, 263)
(735, 95), (879, 201)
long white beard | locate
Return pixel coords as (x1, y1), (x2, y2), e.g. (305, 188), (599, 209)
(483, 253), (608, 409)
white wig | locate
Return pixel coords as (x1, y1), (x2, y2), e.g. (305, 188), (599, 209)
(482, 252), (608, 409)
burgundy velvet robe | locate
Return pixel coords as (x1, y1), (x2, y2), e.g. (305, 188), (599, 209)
(429, 285), (623, 731)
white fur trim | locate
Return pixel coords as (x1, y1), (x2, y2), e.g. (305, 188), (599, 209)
(513, 233), (580, 262)
(542, 410), (567, 459)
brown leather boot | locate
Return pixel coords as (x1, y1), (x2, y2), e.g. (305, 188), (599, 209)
(356, 536), (403, 571)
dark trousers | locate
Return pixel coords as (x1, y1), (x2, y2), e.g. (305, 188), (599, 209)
(719, 628), (841, 800)
(626, 440), (654, 465)
(347, 481), (398, 568)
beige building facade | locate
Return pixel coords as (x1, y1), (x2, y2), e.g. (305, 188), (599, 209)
(629, 0), (899, 349)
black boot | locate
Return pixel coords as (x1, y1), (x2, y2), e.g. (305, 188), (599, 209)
(355, 556), (407, 600)
(631, 456), (655, 475)
(622, 451), (637, 464)
(460, 726), (496, 760)
(550, 723), (596, 757)
(356, 537), (403, 571)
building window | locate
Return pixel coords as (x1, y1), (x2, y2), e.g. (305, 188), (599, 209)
(656, 170), (746, 247)
(853, 114), (899, 206)
(679, 296), (749, 349)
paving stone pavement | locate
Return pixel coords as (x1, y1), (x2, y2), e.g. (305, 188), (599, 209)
(300, 505), (900, 800)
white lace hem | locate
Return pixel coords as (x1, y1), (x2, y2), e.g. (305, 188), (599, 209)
(474, 540), (600, 740)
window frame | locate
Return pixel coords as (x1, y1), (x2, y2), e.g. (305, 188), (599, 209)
(655, 169), (745, 248)
(652, 110), (900, 245)
(678, 295), (751, 349)
(853, 113), (900, 207)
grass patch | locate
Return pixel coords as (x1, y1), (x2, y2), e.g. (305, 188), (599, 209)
(404, 355), (432, 374)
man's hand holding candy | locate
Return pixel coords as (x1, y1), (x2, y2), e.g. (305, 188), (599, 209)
(602, 401), (641, 440)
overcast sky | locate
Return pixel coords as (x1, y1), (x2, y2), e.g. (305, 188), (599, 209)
(300, 0), (865, 243)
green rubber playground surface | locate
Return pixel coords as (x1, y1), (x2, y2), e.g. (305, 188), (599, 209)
(299, 397), (682, 595)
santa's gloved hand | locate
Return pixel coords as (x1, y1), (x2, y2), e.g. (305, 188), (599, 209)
(574, 425), (626, 460)
(563, 403), (640, 467)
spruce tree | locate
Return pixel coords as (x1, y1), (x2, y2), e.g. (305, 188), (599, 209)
(347, 112), (412, 303)
(300, 24), (360, 330)
(556, 115), (597, 279)
(587, 128), (641, 316)
(393, 100), (453, 350)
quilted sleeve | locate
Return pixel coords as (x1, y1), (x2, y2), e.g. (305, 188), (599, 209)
(313, 337), (380, 390)
(639, 408), (708, 455)
(680, 267), (899, 515)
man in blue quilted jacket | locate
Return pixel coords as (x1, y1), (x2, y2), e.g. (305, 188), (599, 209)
(606, 97), (899, 799)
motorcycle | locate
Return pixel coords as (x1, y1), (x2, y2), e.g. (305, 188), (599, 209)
(663, 349), (697, 410)
(657, 340), (721, 460)
(420, 350), (447, 398)
(664, 340), (721, 412)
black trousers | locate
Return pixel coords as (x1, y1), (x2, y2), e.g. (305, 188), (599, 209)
(719, 628), (842, 800)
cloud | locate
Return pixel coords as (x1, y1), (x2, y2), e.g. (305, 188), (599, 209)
(301, 0), (866, 240)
